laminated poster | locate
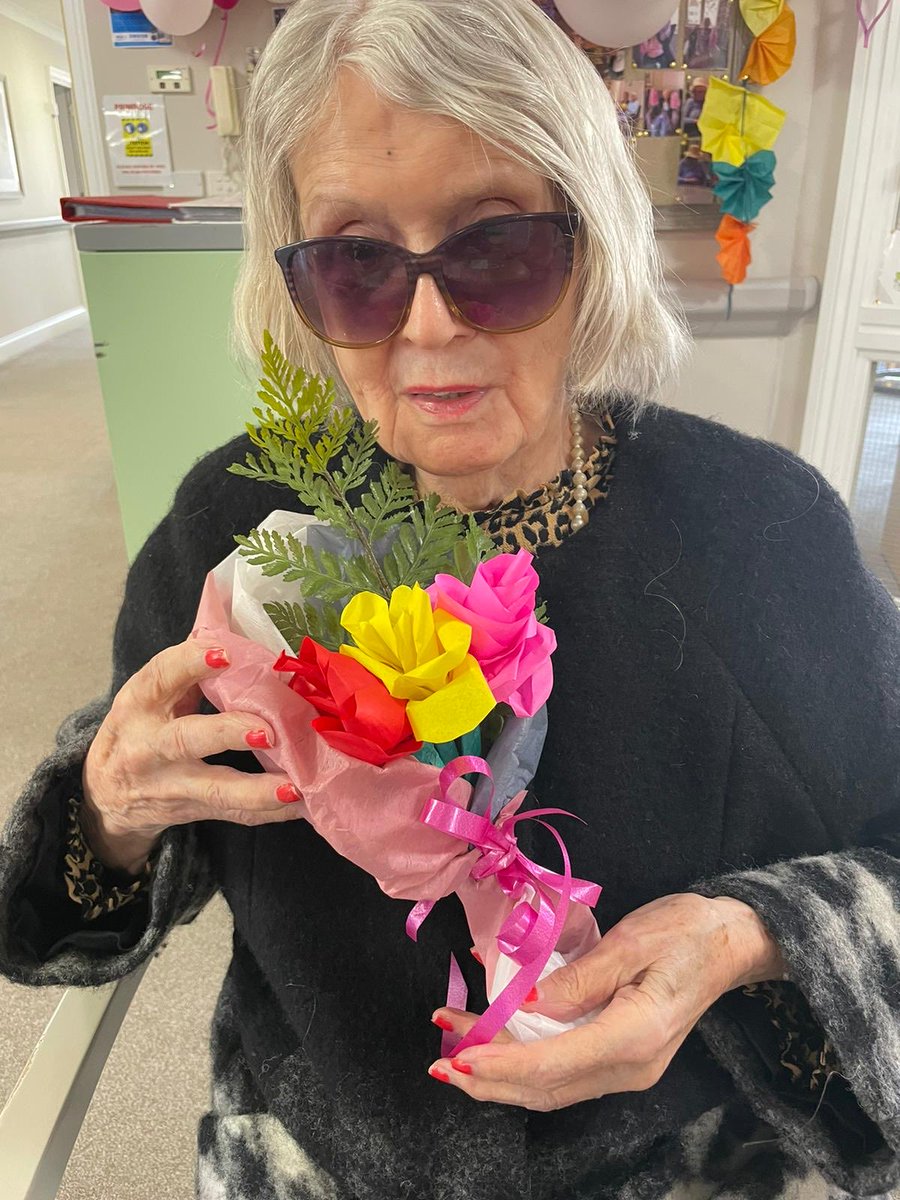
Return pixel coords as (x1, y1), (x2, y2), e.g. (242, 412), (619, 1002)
(102, 95), (173, 188)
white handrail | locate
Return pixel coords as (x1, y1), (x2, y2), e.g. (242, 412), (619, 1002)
(0, 218), (69, 238)
(0, 965), (148, 1200)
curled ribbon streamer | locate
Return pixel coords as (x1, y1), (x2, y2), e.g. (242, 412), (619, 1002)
(192, 10), (231, 129)
(856, 0), (893, 47)
(407, 756), (601, 1056)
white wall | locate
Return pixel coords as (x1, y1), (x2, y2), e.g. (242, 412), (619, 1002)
(79, 0), (280, 187)
(0, 11), (86, 355)
(73, 0), (857, 453)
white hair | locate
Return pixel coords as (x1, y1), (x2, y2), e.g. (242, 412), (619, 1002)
(233, 0), (690, 416)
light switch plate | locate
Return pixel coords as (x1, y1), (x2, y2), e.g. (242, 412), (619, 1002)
(148, 66), (193, 94)
(168, 171), (204, 197)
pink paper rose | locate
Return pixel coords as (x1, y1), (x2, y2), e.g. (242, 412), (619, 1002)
(427, 549), (555, 718)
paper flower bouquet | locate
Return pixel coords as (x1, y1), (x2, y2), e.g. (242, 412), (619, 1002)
(190, 334), (603, 1057)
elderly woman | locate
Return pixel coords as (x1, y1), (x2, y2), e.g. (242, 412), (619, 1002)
(2, 2), (899, 1198)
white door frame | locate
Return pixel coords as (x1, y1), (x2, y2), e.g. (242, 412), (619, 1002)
(799, 2), (900, 503)
(48, 65), (78, 195)
(59, 0), (110, 195)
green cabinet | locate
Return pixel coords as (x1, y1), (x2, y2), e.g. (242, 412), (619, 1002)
(77, 225), (252, 562)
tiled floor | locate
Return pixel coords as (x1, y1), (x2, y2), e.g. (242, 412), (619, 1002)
(0, 323), (231, 1199)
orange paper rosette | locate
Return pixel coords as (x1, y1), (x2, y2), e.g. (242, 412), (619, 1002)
(742, 4), (796, 85)
(716, 215), (755, 285)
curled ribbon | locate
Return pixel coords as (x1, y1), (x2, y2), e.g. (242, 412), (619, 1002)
(406, 756), (601, 1058)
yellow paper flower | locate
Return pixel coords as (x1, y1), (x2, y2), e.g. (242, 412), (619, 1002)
(339, 584), (496, 743)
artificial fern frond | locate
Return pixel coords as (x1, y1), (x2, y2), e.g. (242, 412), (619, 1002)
(234, 529), (357, 604)
(382, 495), (474, 589)
(263, 600), (347, 653)
(356, 463), (418, 542)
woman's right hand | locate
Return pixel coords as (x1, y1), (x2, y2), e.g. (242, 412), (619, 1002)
(81, 640), (304, 868)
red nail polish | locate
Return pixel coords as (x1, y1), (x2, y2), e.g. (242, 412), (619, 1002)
(429, 1067), (450, 1083)
(245, 729), (272, 749)
(451, 1058), (473, 1075)
(525, 986), (539, 1003)
(205, 648), (229, 669)
(432, 1015), (454, 1032)
(470, 948), (484, 965)
(276, 783), (302, 804)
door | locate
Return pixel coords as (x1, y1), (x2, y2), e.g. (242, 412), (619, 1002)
(800, 5), (900, 602)
(50, 71), (86, 196)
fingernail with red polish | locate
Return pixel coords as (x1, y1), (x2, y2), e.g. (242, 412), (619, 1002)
(524, 986), (539, 1003)
(470, 948), (484, 965)
(429, 1067), (450, 1083)
(245, 729), (272, 749)
(451, 1058), (473, 1075)
(205, 648), (230, 669)
(432, 1014), (454, 1032)
(276, 783), (302, 804)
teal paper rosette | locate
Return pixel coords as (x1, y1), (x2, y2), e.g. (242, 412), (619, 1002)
(712, 149), (776, 223)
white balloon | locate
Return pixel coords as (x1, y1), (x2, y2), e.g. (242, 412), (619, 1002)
(141, 0), (215, 37)
(554, 0), (680, 49)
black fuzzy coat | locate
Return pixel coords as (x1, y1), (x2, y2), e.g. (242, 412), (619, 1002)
(2, 402), (899, 1199)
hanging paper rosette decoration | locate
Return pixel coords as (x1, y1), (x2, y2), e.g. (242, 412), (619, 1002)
(739, 0), (784, 37)
(742, 4), (796, 84)
(712, 150), (776, 223)
(698, 77), (786, 166)
(715, 215), (755, 286)
(699, 79), (785, 286)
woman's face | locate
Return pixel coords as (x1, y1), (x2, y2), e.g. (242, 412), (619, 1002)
(290, 70), (578, 498)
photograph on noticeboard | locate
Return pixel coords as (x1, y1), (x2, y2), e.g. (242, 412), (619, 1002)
(632, 13), (679, 69)
(606, 79), (643, 137)
(643, 70), (684, 138)
(682, 76), (709, 139)
(528, 0), (743, 216)
(684, 0), (733, 70)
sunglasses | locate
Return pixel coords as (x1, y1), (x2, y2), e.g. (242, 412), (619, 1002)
(274, 211), (581, 349)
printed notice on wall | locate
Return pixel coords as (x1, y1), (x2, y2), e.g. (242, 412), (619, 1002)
(102, 95), (173, 188)
(109, 10), (173, 48)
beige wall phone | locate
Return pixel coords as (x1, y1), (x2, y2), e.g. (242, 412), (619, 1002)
(210, 64), (241, 136)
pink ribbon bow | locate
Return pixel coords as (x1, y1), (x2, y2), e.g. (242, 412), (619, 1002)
(406, 756), (602, 1057)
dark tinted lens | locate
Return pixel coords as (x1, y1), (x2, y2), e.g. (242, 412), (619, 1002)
(288, 239), (408, 345)
(442, 217), (570, 331)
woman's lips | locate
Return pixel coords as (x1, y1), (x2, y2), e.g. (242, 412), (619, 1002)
(405, 388), (488, 417)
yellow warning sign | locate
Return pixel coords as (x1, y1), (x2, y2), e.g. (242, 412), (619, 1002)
(121, 117), (152, 158)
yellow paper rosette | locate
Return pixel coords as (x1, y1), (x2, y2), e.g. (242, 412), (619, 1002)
(739, 0), (784, 37)
(339, 584), (495, 744)
(741, 4), (796, 86)
(698, 76), (786, 168)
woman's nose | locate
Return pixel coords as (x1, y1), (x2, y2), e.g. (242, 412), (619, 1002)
(399, 273), (470, 347)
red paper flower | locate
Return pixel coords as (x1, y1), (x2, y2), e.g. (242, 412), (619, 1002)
(273, 638), (422, 766)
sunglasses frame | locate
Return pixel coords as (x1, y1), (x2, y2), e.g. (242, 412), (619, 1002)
(274, 210), (582, 349)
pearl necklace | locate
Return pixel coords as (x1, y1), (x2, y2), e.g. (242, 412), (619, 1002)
(569, 400), (589, 530)
(410, 399), (594, 528)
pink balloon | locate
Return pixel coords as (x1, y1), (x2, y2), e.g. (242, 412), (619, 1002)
(214, 0), (241, 8)
(96, 0), (144, 10)
(554, 0), (680, 49)
(140, 0), (214, 36)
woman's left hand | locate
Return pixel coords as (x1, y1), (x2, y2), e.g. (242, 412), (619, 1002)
(428, 892), (787, 1110)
